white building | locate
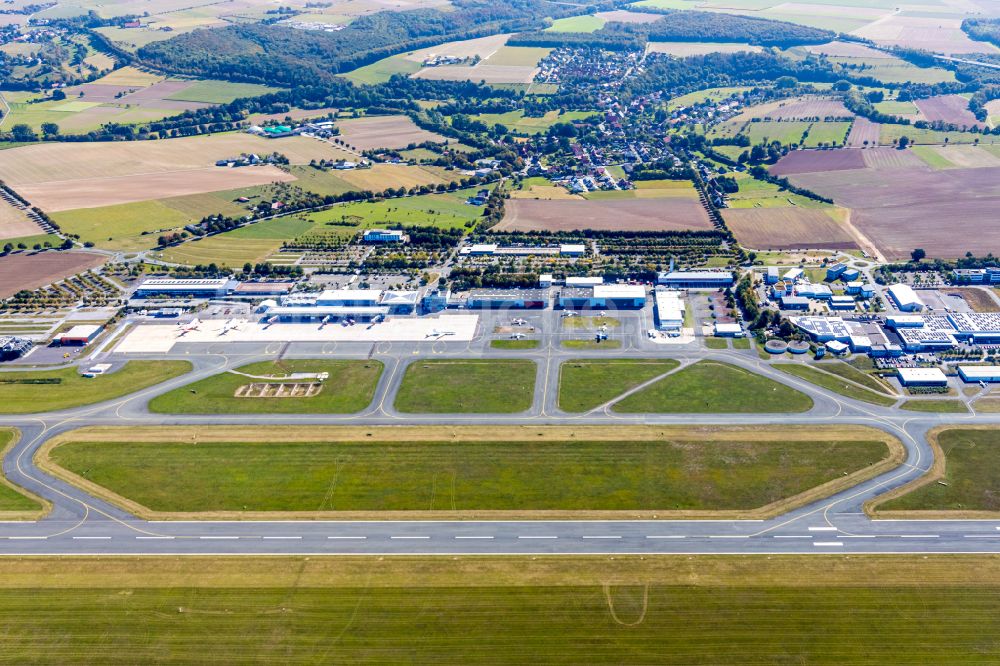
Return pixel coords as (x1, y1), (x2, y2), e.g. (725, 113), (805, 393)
(888, 284), (925, 312)
(896, 367), (947, 386)
(714, 322), (742, 337)
(654, 290), (685, 331)
(566, 276), (604, 287)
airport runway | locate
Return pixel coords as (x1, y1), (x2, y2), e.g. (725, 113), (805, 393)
(2, 319), (999, 556)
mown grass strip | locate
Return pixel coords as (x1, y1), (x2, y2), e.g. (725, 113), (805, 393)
(774, 363), (897, 407)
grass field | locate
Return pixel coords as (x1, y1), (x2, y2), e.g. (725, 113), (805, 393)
(561, 339), (622, 350)
(394, 359), (536, 413)
(164, 80), (277, 104)
(155, 216), (316, 267)
(774, 363), (898, 407)
(900, 400), (968, 413)
(545, 14), (605, 32)
(0, 361), (190, 414)
(0, 429), (43, 514)
(880, 428), (1000, 512)
(705, 338), (728, 349)
(4, 555), (1000, 663)
(814, 360), (895, 393)
(305, 187), (485, 231)
(148, 360), (383, 414)
(471, 110), (595, 134)
(558, 359), (679, 412)
(667, 87), (751, 111)
(47, 435), (889, 514)
(341, 54), (423, 85)
(490, 339), (539, 349)
(615, 361), (813, 413)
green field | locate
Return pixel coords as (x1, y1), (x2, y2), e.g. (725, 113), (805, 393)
(4, 555), (1000, 663)
(900, 400), (968, 413)
(0, 362), (191, 414)
(49, 435), (889, 513)
(305, 187), (485, 231)
(545, 15), (606, 32)
(874, 100), (920, 116)
(490, 339), (539, 349)
(774, 363), (898, 407)
(562, 316), (620, 330)
(802, 121), (852, 147)
(667, 87), (752, 111)
(879, 124), (998, 146)
(744, 121), (813, 146)
(340, 54), (422, 85)
(615, 361), (813, 413)
(911, 145), (956, 169)
(881, 429), (1000, 512)
(0, 429), (43, 513)
(813, 361), (895, 394)
(705, 337), (728, 349)
(558, 359), (680, 412)
(155, 216), (316, 267)
(471, 110), (596, 134)
(164, 80), (279, 104)
(483, 46), (551, 67)
(148, 360), (383, 414)
(394, 360), (536, 413)
(561, 339), (622, 350)
(53, 200), (192, 251)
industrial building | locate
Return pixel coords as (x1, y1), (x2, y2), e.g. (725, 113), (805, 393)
(0, 336), (32, 361)
(780, 295), (810, 310)
(654, 289), (685, 332)
(59, 324), (102, 346)
(134, 278), (235, 299)
(896, 367), (948, 387)
(362, 229), (406, 243)
(765, 267), (779, 284)
(829, 295), (856, 310)
(953, 267), (1000, 284)
(657, 271), (734, 289)
(467, 289), (548, 309)
(795, 283), (832, 300)
(888, 284), (925, 312)
(840, 268), (861, 281)
(791, 316), (891, 353)
(714, 322), (743, 338)
(232, 282), (295, 297)
(826, 263), (847, 280)
(558, 284), (646, 310)
(958, 366), (1000, 383)
(565, 276), (603, 287)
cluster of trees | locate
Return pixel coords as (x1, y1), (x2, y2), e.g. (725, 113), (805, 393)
(446, 267), (539, 290)
(139, 0), (614, 88)
(962, 18), (1000, 49)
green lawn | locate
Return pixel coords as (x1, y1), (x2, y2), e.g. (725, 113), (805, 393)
(49, 436), (888, 513)
(900, 400), (968, 413)
(148, 360), (383, 414)
(813, 361), (894, 394)
(471, 110), (596, 135)
(705, 338), (728, 349)
(562, 316), (620, 330)
(774, 363), (898, 407)
(881, 429), (1000, 511)
(561, 339), (622, 350)
(615, 361), (813, 413)
(0, 429), (43, 513)
(6, 557), (1000, 664)
(874, 100), (919, 116)
(306, 187), (484, 231)
(558, 359), (680, 412)
(340, 54), (421, 85)
(732, 337), (751, 349)
(545, 15), (606, 32)
(155, 216), (316, 268)
(164, 80), (280, 104)
(0, 361), (191, 414)
(490, 339), (539, 350)
(394, 360), (536, 413)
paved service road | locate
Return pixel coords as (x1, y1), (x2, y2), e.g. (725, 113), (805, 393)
(2, 328), (999, 556)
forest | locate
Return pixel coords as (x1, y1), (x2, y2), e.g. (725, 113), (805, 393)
(961, 18), (1000, 48)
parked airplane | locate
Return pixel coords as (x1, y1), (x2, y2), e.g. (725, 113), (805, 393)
(426, 329), (456, 338)
(176, 318), (201, 336)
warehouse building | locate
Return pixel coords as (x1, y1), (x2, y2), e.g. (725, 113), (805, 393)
(897, 367), (948, 387)
(780, 295), (810, 310)
(958, 366), (1000, 383)
(714, 322), (743, 338)
(565, 276), (603, 287)
(134, 278), (235, 299)
(796, 283), (832, 300)
(888, 284), (925, 312)
(654, 289), (685, 332)
(657, 271), (734, 289)
(829, 295), (856, 310)
(765, 267), (779, 284)
(362, 229), (406, 244)
(59, 324), (103, 346)
(232, 282), (295, 297)
(467, 289), (548, 309)
(783, 268), (804, 281)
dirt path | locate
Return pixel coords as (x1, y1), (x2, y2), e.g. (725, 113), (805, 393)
(839, 207), (886, 263)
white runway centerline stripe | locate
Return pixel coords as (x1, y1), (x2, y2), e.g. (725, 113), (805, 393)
(814, 541), (844, 547)
(808, 526), (838, 532)
(773, 535), (812, 539)
(135, 536), (174, 540)
(646, 535), (685, 539)
(708, 535), (749, 539)
(897, 535), (939, 539)
(8, 536), (46, 540)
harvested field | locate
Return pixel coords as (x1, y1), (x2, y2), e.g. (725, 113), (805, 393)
(20, 167), (294, 213)
(861, 146), (928, 169)
(769, 149), (865, 176)
(0, 251), (105, 298)
(846, 117), (881, 147)
(594, 9), (662, 23)
(404, 33), (509, 62)
(803, 40), (891, 58)
(724, 207), (857, 251)
(0, 200), (41, 240)
(914, 145), (1000, 170)
(646, 41), (762, 56)
(852, 15), (999, 55)
(951, 288), (1000, 313)
(914, 94), (984, 129)
(728, 96), (852, 123)
(413, 63), (537, 83)
(334, 115), (447, 150)
(786, 165), (1000, 260)
(497, 197), (713, 233)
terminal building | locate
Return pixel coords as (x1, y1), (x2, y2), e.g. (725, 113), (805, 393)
(261, 289), (418, 322)
(558, 284), (646, 310)
(134, 278), (236, 299)
(657, 271), (734, 289)
(467, 289), (548, 309)
(654, 289), (685, 332)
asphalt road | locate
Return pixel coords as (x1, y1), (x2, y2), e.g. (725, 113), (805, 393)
(2, 315), (999, 556)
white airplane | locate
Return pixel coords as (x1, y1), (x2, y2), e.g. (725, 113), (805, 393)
(219, 318), (241, 335)
(320, 314), (332, 328)
(560, 311), (577, 318)
(511, 318), (527, 326)
(426, 329), (456, 338)
(176, 318), (201, 336)
(510, 332), (526, 340)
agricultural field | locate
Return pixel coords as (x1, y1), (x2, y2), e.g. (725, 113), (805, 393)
(497, 193), (712, 232)
(545, 15), (606, 32)
(340, 55), (422, 85)
(614, 361), (813, 413)
(878, 428), (1000, 514)
(914, 95), (985, 129)
(469, 109), (596, 134)
(724, 207), (857, 251)
(5, 554), (1000, 663)
(666, 86), (752, 111)
(0, 251), (105, 298)
(911, 144), (1000, 170)
(343, 33), (511, 84)
(0, 200), (42, 240)
(334, 115), (448, 150)
(828, 57), (956, 85)
(305, 187), (486, 231)
(878, 123), (996, 146)
(874, 100), (920, 117)
(727, 97), (853, 123)
(769, 149), (865, 175)
(778, 148), (1000, 259)
(845, 117), (880, 147)
(154, 216), (317, 268)
(411, 45), (550, 84)
(148, 360), (383, 414)
(46, 427), (891, 516)
(0, 361), (191, 413)
(394, 359), (536, 413)
(558, 359), (680, 412)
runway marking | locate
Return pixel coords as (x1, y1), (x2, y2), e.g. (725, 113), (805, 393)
(262, 536), (302, 540)
(518, 535), (557, 539)
(328, 536), (367, 540)
(808, 526), (838, 532)
(581, 535), (621, 539)
(814, 541), (844, 547)
(72, 536), (110, 540)
(964, 534), (1000, 538)
(8, 536), (46, 540)
(390, 536), (430, 539)
(199, 536), (239, 540)
(455, 536), (494, 539)
(646, 535), (685, 539)
(136, 536), (174, 540)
